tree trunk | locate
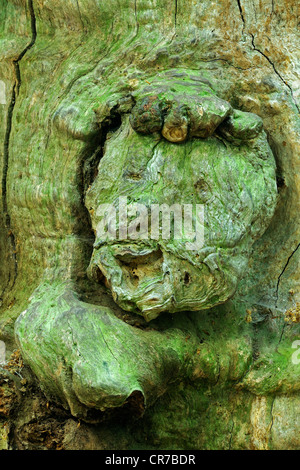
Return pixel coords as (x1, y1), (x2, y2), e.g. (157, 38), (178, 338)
(0, 0), (299, 450)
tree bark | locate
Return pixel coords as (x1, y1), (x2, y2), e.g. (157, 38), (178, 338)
(0, 0), (299, 450)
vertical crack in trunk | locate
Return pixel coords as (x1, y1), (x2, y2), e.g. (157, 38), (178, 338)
(236, 0), (245, 30)
(175, 0), (178, 31)
(275, 242), (300, 308)
(1, 0), (37, 293)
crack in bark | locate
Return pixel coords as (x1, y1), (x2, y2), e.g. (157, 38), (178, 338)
(1, 0), (37, 294)
(236, 0), (245, 33)
(275, 242), (300, 308)
(250, 33), (300, 113)
(237, 1), (298, 112)
(271, 0), (275, 15)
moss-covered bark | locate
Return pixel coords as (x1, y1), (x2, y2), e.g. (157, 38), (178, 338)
(0, 0), (299, 450)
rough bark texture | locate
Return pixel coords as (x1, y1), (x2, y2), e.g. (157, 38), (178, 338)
(0, 0), (299, 450)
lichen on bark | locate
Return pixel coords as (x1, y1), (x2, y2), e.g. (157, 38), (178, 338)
(0, 0), (299, 450)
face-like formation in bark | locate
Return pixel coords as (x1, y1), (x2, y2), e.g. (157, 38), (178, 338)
(86, 75), (277, 321)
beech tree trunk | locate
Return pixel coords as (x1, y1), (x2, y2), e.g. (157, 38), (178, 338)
(0, 0), (299, 450)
